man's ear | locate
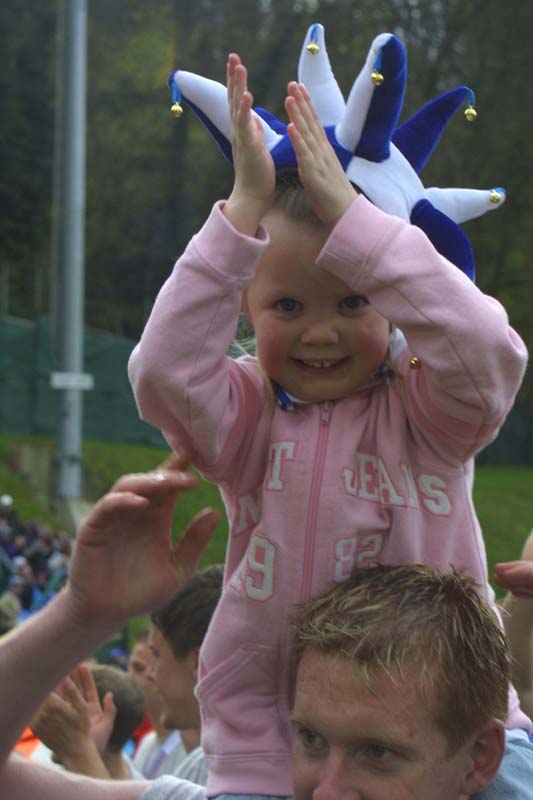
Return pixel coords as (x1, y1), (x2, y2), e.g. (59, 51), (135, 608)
(460, 721), (505, 796)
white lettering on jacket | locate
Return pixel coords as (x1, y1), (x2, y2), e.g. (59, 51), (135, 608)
(334, 533), (385, 582)
(343, 453), (451, 516)
(417, 474), (451, 515)
(266, 441), (296, 491)
(235, 489), (262, 535)
(229, 533), (276, 602)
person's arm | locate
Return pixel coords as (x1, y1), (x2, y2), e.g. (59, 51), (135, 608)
(2, 754), (149, 800)
(500, 592), (533, 718)
(129, 55), (277, 475)
(495, 531), (533, 718)
(283, 77), (527, 461)
(322, 199), (526, 459)
(0, 451), (219, 798)
(128, 203), (269, 471)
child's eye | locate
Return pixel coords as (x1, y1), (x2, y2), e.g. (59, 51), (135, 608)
(339, 295), (368, 311)
(274, 298), (302, 313)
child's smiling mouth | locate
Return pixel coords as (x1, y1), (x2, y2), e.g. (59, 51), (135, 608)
(293, 357), (349, 372)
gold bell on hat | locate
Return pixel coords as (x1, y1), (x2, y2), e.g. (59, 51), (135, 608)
(409, 356), (421, 370)
(489, 189), (503, 204)
(171, 102), (183, 118)
(306, 41), (320, 56)
(464, 105), (477, 122)
(371, 70), (384, 86)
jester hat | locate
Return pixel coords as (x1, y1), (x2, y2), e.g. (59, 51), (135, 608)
(168, 23), (505, 280)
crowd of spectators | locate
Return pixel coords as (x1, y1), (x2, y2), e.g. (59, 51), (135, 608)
(0, 493), (71, 634)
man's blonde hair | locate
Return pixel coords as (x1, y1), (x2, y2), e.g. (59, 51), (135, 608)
(291, 563), (510, 753)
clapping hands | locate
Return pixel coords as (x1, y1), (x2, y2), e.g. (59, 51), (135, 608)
(223, 53), (356, 235)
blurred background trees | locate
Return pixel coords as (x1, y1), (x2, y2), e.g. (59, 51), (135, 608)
(1, 0), (532, 397)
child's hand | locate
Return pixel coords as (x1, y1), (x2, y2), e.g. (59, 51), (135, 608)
(285, 82), (357, 226)
(224, 53), (276, 236)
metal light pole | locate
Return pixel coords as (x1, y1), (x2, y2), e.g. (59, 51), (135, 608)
(54, 0), (90, 499)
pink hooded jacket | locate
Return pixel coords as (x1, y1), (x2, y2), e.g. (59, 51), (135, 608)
(129, 195), (530, 796)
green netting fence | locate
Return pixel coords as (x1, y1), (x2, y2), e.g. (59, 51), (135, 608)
(0, 314), (164, 447)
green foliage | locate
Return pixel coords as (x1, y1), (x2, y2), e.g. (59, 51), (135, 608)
(473, 464), (533, 594)
(0, 1), (57, 317)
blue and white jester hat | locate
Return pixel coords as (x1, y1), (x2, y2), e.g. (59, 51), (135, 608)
(168, 23), (505, 281)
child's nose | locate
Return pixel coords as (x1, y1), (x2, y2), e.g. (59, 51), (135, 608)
(300, 322), (340, 346)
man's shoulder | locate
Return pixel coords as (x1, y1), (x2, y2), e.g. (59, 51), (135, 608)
(173, 746), (207, 786)
(139, 775), (207, 800)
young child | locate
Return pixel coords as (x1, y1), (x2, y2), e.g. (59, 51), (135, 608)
(129, 28), (531, 800)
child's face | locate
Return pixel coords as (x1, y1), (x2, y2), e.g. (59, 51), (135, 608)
(245, 211), (390, 403)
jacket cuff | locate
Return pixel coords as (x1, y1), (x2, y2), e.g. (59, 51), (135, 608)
(190, 201), (270, 285)
(317, 194), (404, 289)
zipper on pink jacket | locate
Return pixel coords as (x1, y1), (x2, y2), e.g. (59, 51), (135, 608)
(300, 400), (333, 601)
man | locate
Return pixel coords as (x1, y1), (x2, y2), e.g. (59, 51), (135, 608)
(129, 627), (190, 779)
(128, 628), (159, 754)
(0, 453), (525, 799)
(146, 565), (222, 784)
(289, 564), (509, 799)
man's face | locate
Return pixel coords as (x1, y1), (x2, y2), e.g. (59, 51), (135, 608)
(147, 626), (200, 731)
(128, 642), (153, 691)
(128, 638), (165, 724)
(291, 649), (475, 800)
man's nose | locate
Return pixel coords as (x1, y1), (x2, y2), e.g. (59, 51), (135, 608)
(300, 321), (340, 346)
(312, 756), (362, 800)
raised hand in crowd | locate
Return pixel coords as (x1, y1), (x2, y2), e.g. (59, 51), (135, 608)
(67, 450), (220, 633)
(494, 528), (533, 598)
(32, 664), (112, 779)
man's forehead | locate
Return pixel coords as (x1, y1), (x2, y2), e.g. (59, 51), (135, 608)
(131, 640), (151, 658)
(294, 649), (375, 713)
(294, 648), (437, 739)
(296, 647), (379, 690)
